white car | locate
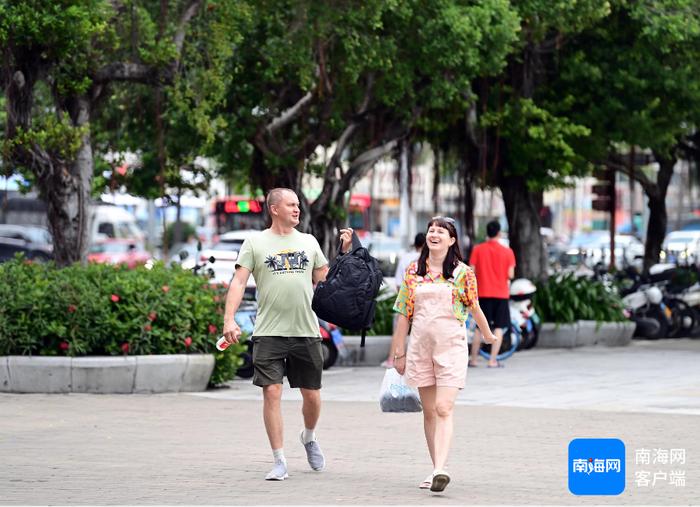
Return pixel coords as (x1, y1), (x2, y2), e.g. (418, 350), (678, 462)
(200, 230), (259, 289)
(565, 232), (644, 269)
(661, 230), (700, 264)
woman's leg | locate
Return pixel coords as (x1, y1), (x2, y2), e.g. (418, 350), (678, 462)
(418, 386), (437, 466)
(432, 386), (460, 471)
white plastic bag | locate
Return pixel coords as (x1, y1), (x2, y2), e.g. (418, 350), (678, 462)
(379, 368), (422, 413)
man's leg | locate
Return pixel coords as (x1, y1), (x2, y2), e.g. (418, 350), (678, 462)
(469, 329), (482, 365)
(298, 388), (325, 471)
(262, 383), (288, 480)
(263, 384), (284, 449)
(488, 327), (503, 366)
(292, 338), (325, 471)
(300, 388), (321, 432)
(253, 336), (289, 480)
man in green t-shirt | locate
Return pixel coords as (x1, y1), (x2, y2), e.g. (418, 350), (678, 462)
(221, 187), (352, 481)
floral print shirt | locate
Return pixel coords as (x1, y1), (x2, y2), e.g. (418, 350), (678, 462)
(393, 261), (478, 324)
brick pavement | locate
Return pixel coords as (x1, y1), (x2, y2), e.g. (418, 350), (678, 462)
(1, 393), (698, 505)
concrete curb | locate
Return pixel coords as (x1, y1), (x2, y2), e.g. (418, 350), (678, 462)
(340, 335), (392, 366)
(0, 356), (10, 391)
(0, 354), (215, 393)
(538, 320), (635, 348)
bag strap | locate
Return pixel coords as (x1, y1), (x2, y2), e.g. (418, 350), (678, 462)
(360, 328), (366, 348)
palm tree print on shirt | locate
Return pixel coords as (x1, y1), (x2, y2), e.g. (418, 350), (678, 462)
(265, 250), (309, 272)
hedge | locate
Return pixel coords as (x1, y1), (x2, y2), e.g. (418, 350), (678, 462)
(0, 256), (245, 385)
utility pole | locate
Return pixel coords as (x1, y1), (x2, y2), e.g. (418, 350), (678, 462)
(610, 166), (616, 270)
(399, 140), (410, 249)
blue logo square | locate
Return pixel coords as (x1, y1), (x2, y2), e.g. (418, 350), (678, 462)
(569, 438), (625, 495)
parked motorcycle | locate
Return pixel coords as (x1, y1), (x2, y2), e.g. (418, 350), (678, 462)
(622, 284), (669, 339)
(470, 278), (541, 362)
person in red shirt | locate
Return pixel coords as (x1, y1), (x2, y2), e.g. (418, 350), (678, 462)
(468, 220), (515, 367)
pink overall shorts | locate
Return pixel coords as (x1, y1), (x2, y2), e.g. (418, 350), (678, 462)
(405, 281), (468, 389)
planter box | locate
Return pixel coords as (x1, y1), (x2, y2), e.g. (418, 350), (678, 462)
(0, 354), (214, 394)
(72, 356), (136, 394)
(537, 323), (578, 348)
(537, 321), (635, 349)
(576, 320), (635, 347)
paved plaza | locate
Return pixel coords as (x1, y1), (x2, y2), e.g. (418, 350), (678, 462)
(1, 339), (699, 505)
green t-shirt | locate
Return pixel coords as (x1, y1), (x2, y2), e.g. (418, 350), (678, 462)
(236, 229), (328, 337)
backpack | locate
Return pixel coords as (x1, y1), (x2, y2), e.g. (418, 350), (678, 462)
(312, 231), (383, 346)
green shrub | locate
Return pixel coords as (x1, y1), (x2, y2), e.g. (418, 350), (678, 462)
(367, 289), (396, 336)
(0, 256), (245, 385)
(534, 273), (626, 324)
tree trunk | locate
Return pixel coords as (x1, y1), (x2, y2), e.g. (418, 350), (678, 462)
(461, 161), (476, 259)
(35, 97), (93, 266)
(173, 186), (183, 247)
(309, 200), (344, 261)
(643, 153), (675, 272)
(499, 175), (547, 281)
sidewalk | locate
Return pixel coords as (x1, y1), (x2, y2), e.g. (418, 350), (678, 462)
(1, 340), (699, 505)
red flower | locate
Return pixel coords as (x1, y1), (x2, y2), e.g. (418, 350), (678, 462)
(144, 324), (152, 332)
(213, 295), (220, 302)
(184, 337), (193, 347)
(148, 311), (157, 321)
(67, 304), (77, 313)
(110, 294), (120, 303)
(208, 324), (217, 334)
(59, 341), (69, 351)
(161, 285), (170, 293)
(121, 342), (130, 353)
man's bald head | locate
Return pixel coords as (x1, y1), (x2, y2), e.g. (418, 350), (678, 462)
(266, 188), (297, 213)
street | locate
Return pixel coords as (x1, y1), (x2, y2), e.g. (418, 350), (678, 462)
(1, 339), (699, 505)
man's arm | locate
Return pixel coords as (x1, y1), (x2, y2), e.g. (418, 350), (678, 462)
(508, 266), (515, 280)
(222, 266), (251, 344)
(313, 265), (329, 283)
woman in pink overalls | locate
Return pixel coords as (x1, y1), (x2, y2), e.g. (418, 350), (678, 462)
(392, 216), (498, 493)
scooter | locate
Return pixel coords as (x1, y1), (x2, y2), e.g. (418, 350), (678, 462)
(509, 278), (541, 351)
(621, 284), (669, 339)
(469, 278), (540, 362)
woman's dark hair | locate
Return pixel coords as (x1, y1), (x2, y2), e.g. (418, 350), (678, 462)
(416, 217), (463, 278)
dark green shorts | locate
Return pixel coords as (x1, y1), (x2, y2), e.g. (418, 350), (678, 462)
(251, 336), (323, 389)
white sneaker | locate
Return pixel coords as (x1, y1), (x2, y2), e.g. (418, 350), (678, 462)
(265, 459), (288, 480)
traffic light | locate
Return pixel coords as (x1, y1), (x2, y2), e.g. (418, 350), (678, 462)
(591, 167), (614, 212)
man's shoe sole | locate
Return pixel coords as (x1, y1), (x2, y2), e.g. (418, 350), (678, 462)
(265, 473), (289, 481)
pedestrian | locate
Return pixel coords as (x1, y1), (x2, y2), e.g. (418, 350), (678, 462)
(380, 232), (426, 368)
(221, 188), (352, 481)
(391, 216), (498, 492)
(468, 220), (515, 368)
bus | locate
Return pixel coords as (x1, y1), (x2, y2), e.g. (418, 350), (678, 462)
(212, 195), (266, 234)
